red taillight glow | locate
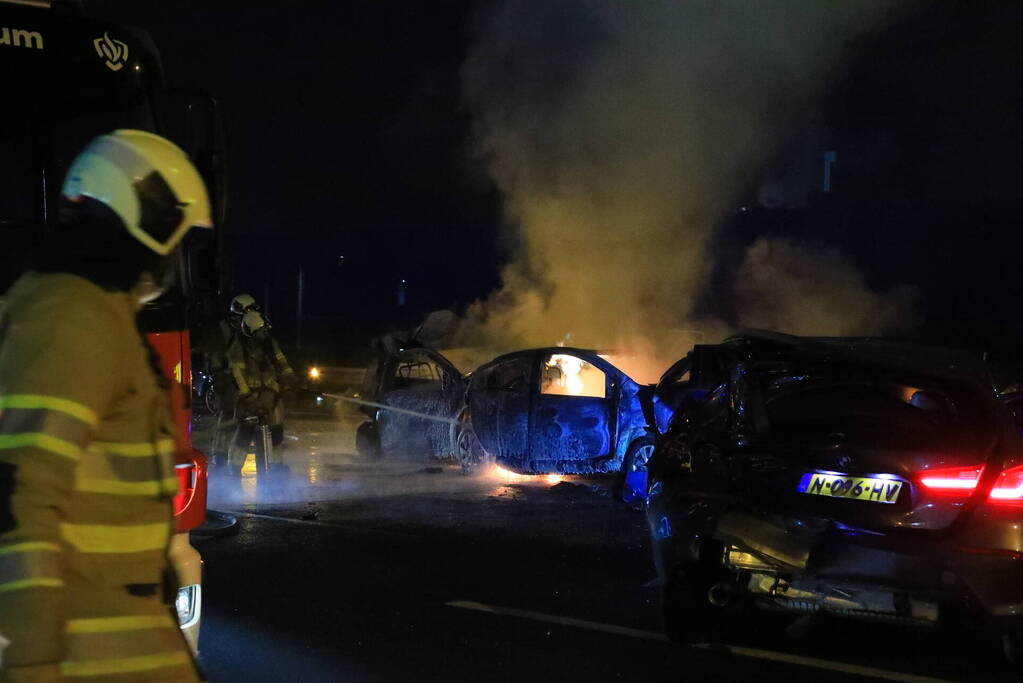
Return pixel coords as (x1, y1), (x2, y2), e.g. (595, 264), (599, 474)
(989, 465), (1023, 502)
(919, 464), (1023, 505)
(919, 466), (982, 494)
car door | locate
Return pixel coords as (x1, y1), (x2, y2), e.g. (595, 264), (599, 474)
(378, 349), (463, 458)
(529, 352), (613, 471)
(468, 355), (534, 469)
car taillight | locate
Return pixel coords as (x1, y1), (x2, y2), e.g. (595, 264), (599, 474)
(174, 462), (196, 516)
(919, 464), (1023, 505)
(919, 466), (983, 495)
(989, 465), (1023, 504)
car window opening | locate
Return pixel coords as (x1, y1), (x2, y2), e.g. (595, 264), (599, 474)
(542, 354), (606, 398)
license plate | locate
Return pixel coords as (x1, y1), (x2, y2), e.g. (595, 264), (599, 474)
(797, 473), (903, 504)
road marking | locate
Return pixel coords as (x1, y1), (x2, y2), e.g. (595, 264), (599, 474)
(445, 600), (949, 683)
(688, 643), (948, 683)
(446, 600), (669, 642)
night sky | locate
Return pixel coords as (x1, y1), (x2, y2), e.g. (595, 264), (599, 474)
(87, 1), (1023, 355)
(90, 0), (503, 345)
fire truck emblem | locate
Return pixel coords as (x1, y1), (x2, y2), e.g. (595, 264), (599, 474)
(94, 32), (129, 71)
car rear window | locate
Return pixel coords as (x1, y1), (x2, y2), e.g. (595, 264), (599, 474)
(760, 372), (993, 450)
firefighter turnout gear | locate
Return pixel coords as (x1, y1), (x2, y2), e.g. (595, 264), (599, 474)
(61, 130), (212, 256)
(226, 314), (296, 473)
(0, 273), (199, 681)
(208, 297), (254, 466)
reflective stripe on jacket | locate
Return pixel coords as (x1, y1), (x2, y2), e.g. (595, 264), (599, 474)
(0, 272), (190, 680)
(226, 334), (293, 401)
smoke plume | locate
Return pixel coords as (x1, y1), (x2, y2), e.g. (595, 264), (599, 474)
(734, 237), (919, 336)
(462, 1), (911, 380)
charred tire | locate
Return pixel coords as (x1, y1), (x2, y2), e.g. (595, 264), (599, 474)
(621, 436), (656, 503)
(456, 424), (489, 475)
(356, 421), (382, 458)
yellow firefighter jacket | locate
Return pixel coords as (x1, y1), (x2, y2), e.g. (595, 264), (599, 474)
(226, 334), (295, 407)
(0, 273), (197, 681)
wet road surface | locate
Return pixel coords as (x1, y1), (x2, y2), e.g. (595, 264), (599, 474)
(191, 414), (1019, 682)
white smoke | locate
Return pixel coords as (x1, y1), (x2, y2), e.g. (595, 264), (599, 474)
(734, 237), (919, 336)
(461, 0), (912, 378)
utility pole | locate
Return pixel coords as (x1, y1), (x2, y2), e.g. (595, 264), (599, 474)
(263, 281), (271, 320)
(823, 150), (838, 193)
(296, 265), (304, 348)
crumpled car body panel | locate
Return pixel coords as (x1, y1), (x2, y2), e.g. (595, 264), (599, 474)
(468, 348), (653, 474)
(646, 331), (1023, 631)
(364, 345), (665, 472)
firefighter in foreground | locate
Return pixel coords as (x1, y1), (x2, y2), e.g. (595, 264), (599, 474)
(0, 131), (210, 681)
(226, 310), (297, 478)
(207, 293), (259, 467)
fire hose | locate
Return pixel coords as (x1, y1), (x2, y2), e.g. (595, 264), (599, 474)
(318, 392), (460, 425)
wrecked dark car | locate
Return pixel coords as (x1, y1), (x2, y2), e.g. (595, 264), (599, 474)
(355, 346), (466, 459)
(646, 332), (1023, 663)
(456, 348), (658, 494)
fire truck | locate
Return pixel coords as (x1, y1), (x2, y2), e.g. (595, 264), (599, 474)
(0, 0), (226, 654)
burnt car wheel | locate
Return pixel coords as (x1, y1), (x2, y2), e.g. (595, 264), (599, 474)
(356, 421), (382, 458)
(456, 425), (489, 474)
(622, 436), (656, 503)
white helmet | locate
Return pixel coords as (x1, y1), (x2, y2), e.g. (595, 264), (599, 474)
(61, 130), (212, 256)
(230, 293), (258, 316)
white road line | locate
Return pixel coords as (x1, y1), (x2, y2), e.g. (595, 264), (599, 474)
(445, 600), (950, 683)
(446, 600), (669, 642)
(688, 643), (949, 683)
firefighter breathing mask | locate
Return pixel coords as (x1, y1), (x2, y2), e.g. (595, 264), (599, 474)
(61, 130), (213, 256)
(241, 310), (269, 339)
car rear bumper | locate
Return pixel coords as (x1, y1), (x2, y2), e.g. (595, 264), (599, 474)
(648, 493), (1023, 630)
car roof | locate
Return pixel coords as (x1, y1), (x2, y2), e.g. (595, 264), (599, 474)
(722, 330), (992, 386)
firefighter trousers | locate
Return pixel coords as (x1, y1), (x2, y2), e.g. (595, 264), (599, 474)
(227, 422), (285, 471)
(56, 582), (200, 682)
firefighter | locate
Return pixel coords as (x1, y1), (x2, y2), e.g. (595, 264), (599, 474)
(226, 311), (297, 477)
(208, 293), (259, 467)
(0, 130), (209, 681)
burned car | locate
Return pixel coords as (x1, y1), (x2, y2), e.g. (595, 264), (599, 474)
(456, 348), (658, 490)
(355, 345), (466, 459)
(357, 344), (662, 500)
(646, 332), (1023, 662)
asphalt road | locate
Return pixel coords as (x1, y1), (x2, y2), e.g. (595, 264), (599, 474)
(190, 415), (1020, 682)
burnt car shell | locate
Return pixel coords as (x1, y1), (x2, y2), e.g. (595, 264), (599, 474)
(647, 331), (1023, 638)
(466, 348), (654, 475)
(359, 346), (465, 458)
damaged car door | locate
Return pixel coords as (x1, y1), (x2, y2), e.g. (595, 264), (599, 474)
(377, 349), (463, 458)
(467, 354), (534, 468)
(528, 352), (614, 472)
